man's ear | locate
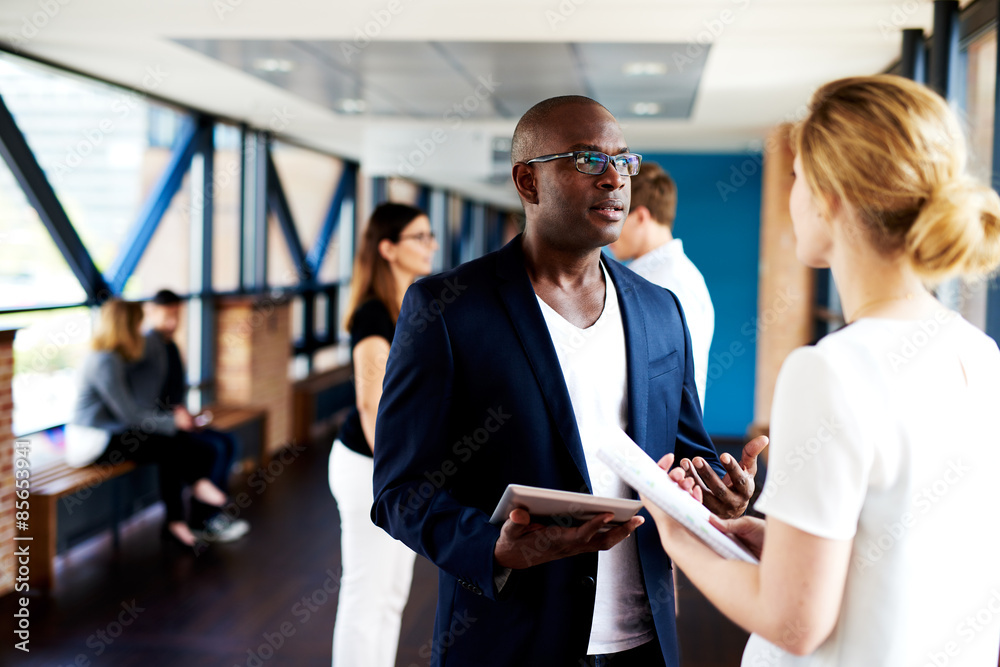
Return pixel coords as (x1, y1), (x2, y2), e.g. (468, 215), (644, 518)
(512, 163), (539, 206)
(378, 238), (396, 263)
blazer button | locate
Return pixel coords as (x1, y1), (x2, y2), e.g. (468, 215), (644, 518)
(581, 576), (595, 590)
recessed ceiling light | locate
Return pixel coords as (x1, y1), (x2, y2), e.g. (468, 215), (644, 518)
(337, 98), (367, 114)
(630, 102), (661, 116)
(253, 58), (295, 73)
(623, 62), (668, 76)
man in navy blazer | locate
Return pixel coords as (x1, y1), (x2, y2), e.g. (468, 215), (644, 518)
(372, 96), (767, 666)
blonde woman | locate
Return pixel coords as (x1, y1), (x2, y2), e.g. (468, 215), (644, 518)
(329, 202), (438, 667)
(644, 75), (1000, 665)
(68, 299), (231, 548)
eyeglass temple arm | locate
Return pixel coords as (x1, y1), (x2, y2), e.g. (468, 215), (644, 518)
(525, 153), (576, 164)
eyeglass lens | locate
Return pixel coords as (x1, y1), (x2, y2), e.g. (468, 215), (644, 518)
(574, 152), (640, 176)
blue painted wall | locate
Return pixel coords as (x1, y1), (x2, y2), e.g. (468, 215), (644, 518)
(633, 152), (762, 437)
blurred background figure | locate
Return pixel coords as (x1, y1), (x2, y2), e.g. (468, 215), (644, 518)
(130, 289), (249, 542)
(328, 203), (438, 667)
(609, 162), (715, 410)
(66, 299), (233, 548)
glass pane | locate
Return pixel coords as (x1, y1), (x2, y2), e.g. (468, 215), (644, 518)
(966, 30), (996, 183)
(316, 193), (353, 285)
(0, 159), (86, 308)
(0, 52), (185, 273)
(268, 212), (299, 287)
(0, 307), (92, 437)
(123, 175), (192, 298)
(960, 29), (998, 331)
(271, 140), (343, 251)
(388, 177), (419, 204)
(213, 123), (242, 292)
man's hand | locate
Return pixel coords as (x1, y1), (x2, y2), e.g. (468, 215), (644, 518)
(677, 435), (768, 519)
(493, 508), (644, 570)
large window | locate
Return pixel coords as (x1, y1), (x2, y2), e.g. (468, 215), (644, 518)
(0, 52), (185, 281)
(957, 25), (997, 330)
(0, 307), (92, 438)
(0, 158), (86, 308)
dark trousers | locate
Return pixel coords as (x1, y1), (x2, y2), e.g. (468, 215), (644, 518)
(584, 634), (667, 667)
(188, 428), (237, 492)
(99, 430), (218, 522)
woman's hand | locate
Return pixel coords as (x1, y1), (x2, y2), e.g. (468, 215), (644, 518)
(640, 453), (703, 547)
(709, 515), (766, 560)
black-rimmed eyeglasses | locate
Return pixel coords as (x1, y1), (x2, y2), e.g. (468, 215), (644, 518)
(525, 151), (642, 176)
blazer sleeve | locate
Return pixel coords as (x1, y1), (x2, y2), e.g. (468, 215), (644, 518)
(371, 282), (504, 600)
(668, 291), (726, 478)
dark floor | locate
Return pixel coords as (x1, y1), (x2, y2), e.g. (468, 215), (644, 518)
(1, 440), (751, 667)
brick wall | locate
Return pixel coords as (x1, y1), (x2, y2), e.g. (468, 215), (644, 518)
(751, 125), (814, 446)
(0, 328), (17, 596)
(216, 298), (292, 455)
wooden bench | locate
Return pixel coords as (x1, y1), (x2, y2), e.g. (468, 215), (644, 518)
(28, 459), (137, 590)
(292, 365), (354, 446)
(26, 404), (267, 591)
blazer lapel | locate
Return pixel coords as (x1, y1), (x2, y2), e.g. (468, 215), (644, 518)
(604, 257), (650, 454)
(495, 237), (592, 492)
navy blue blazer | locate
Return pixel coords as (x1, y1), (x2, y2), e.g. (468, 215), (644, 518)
(372, 235), (724, 666)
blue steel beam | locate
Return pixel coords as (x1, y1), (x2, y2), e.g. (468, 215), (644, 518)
(307, 162), (357, 277)
(107, 115), (204, 294)
(929, 0), (960, 99)
(0, 92), (110, 302)
(900, 29), (926, 83)
(417, 184), (431, 212)
(265, 151), (311, 283)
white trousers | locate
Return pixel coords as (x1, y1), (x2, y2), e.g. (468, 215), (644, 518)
(329, 439), (416, 667)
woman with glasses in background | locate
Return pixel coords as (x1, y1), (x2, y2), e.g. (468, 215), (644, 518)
(328, 202), (438, 667)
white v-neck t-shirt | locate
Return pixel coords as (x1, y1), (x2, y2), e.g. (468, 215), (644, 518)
(745, 313), (1000, 666)
(536, 261), (655, 655)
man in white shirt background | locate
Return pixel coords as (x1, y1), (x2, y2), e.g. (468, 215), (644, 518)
(609, 162), (715, 411)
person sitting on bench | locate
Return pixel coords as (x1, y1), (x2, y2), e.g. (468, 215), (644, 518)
(128, 289), (249, 542)
(66, 298), (241, 548)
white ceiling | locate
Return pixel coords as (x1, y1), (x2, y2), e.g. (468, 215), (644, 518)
(0, 0), (948, 207)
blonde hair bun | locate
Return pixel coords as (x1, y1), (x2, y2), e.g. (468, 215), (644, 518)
(907, 177), (1000, 282)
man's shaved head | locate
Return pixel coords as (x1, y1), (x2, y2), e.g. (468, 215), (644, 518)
(511, 95), (610, 165)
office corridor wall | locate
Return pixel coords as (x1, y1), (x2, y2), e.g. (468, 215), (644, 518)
(637, 152), (762, 438)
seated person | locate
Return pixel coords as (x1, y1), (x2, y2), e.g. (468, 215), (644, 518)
(128, 289), (248, 542)
(66, 299), (235, 548)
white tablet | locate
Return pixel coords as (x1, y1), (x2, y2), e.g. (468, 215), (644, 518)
(488, 484), (643, 528)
